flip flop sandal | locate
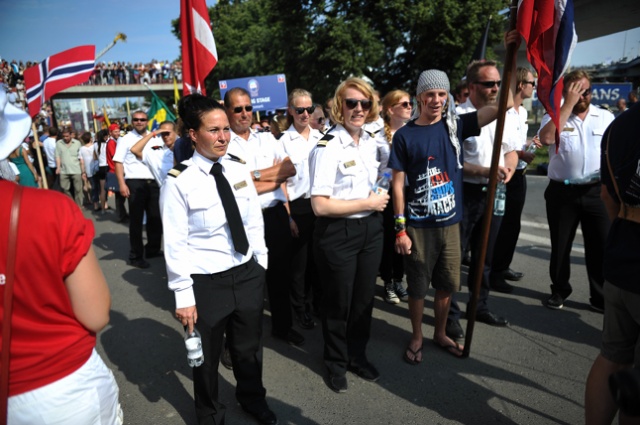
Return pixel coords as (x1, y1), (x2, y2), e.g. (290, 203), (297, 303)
(433, 340), (464, 358)
(403, 345), (423, 365)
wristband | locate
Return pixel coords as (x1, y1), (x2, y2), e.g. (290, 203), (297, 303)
(288, 216), (293, 223)
(396, 231), (407, 238)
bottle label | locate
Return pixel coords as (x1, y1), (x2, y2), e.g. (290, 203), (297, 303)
(375, 187), (388, 196)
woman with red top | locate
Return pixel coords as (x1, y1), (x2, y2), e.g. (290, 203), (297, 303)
(0, 91), (122, 424)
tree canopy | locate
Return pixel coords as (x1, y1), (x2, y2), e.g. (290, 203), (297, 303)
(172, 0), (508, 102)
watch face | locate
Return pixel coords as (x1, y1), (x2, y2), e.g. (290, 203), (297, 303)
(253, 170), (261, 180)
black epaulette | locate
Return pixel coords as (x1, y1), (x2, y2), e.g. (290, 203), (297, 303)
(598, 104), (612, 112)
(151, 145), (163, 150)
(317, 129), (335, 147)
(275, 132), (284, 140)
(228, 153), (246, 164)
(167, 163), (188, 178)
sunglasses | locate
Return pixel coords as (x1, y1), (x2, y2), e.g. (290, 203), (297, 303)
(474, 80), (501, 88)
(581, 88), (592, 97)
(344, 98), (372, 110)
(294, 106), (315, 115)
(523, 80), (536, 87)
(393, 101), (412, 109)
(232, 105), (253, 113)
(132, 118), (148, 122)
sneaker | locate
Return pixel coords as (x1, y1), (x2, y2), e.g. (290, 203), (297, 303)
(383, 282), (400, 304)
(393, 280), (409, 302)
(546, 293), (565, 310)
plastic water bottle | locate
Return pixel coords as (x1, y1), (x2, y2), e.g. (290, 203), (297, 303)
(517, 143), (537, 169)
(373, 172), (391, 195)
(494, 181), (506, 216)
(185, 327), (204, 368)
(564, 170), (600, 185)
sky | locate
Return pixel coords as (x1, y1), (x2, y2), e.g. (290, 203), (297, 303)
(1, 0), (639, 68)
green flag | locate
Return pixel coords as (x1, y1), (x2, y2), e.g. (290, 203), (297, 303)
(147, 88), (176, 130)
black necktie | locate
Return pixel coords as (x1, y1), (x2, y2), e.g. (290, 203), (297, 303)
(210, 162), (249, 255)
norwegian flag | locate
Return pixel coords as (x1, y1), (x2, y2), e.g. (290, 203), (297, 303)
(517, 0), (577, 148)
(23, 45), (96, 118)
(181, 0), (218, 96)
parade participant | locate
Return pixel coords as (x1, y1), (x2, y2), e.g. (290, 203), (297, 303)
(130, 120), (176, 186)
(105, 123), (128, 222)
(56, 129), (84, 204)
(280, 88), (324, 329)
(310, 77), (389, 393)
(161, 94), (276, 425)
(309, 104), (326, 132)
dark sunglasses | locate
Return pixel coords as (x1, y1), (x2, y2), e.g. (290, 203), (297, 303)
(474, 80), (501, 88)
(393, 101), (412, 109)
(294, 106), (315, 115)
(581, 88), (592, 97)
(132, 118), (147, 122)
(232, 105), (253, 113)
(344, 98), (372, 110)
(523, 80), (536, 87)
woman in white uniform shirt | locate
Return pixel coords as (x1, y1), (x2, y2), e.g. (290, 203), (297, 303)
(281, 89), (324, 329)
(309, 77), (389, 393)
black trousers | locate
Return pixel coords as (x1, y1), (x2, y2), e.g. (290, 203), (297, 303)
(379, 190), (405, 283)
(544, 180), (609, 304)
(289, 198), (320, 316)
(262, 202), (294, 335)
(314, 213), (383, 376)
(126, 178), (162, 260)
(449, 183), (503, 320)
(192, 260), (267, 425)
(492, 169), (527, 273)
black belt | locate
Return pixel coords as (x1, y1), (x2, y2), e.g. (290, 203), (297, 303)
(549, 179), (599, 188)
(192, 259), (254, 281)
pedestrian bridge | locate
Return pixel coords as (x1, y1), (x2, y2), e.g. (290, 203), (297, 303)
(55, 83), (175, 99)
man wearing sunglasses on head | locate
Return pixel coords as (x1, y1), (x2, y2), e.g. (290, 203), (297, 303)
(224, 87), (304, 348)
(538, 70), (614, 312)
(114, 110), (164, 269)
(446, 59), (520, 338)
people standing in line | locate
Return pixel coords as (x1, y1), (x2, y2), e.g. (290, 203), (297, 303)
(378, 90), (412, 305)
(309, 77), (389, 393)
(224, 87), (304, 348)
(114, 111), (164, 269)
(491, 67), (539, 290)
(447, 58), (519, 338)
(78, 131), (100, 211)
(42, 126), (58, 188)
(130, 120), (176, 187)
(585, 102), (640, 425)
(390, 69), (508, 363)
(161, 94), (276, 425)
(55, 129), (84, 205)
(0, 89), (123, 425)
(106, 123), (129, 222)
(280, 89), (324, 329)
(538, 70), (614, 311)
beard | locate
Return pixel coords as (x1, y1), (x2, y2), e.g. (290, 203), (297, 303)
(573, 100), (589, 114)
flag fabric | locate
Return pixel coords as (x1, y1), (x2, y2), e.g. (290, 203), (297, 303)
(517, 0), (577, 146)
(173, 76), (180, 108)
(24, 45), (95, 118)
(181, 0), (218, 95)
(147, 88), (176, 131)
(102, 107), (111, 126)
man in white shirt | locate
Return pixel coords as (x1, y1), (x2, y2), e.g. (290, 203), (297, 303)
(114, 110), (163, 269)
(43, 126), (59, 188)
(130, 120), (176, 187)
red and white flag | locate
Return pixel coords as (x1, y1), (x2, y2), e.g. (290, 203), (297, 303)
(181, 0), (218, 96)
(24, 45), (95, 118)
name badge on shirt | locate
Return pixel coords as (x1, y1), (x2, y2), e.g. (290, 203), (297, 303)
(343, 160), (356, 169)
(562, 127), (575, 132)
(234, 180), (248, 190)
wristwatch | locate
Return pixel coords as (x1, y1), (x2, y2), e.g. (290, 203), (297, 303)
(253, 170), (261, 181)
(394, 222), (406, 233)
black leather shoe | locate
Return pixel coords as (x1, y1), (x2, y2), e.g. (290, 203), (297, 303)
(502, 268), (524, 281)
(241, 404), (278, 425)
(146, 250), (164, 258)
(297, 312), (316, 330)
(129, 258), (150, 269)
(446, 319), (465, 340)
(272, 329), (305, 347)
(490, 277), (514, 294)
(347, 362), (380, 382)
(476, 311), (509, 327)
(327, 374), (348, 393)
(220, 347), (232, 370)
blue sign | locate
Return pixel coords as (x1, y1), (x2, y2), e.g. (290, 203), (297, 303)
(532, 83), (632, 107)
(219, 74), (288, 112)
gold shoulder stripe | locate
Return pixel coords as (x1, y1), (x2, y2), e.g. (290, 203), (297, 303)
(228, 153), (246, 164)
(167, 163), (188, 178)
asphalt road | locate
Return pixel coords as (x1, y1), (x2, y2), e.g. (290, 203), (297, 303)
(92, 174), (605, 425)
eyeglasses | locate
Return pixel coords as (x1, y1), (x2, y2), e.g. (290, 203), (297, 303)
(294, 106), (315, 115)
(523, 81), (536, 87)
(132, 117), (148, 122)
(344, 98), (372, 110)
(581, 88), (592, 97)
(474, 80), (501, 88)
(232, 105), (253, 113)
(393, 101), (412, 109)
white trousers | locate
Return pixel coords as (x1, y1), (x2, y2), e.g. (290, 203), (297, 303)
(8, 349), (123, 425)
